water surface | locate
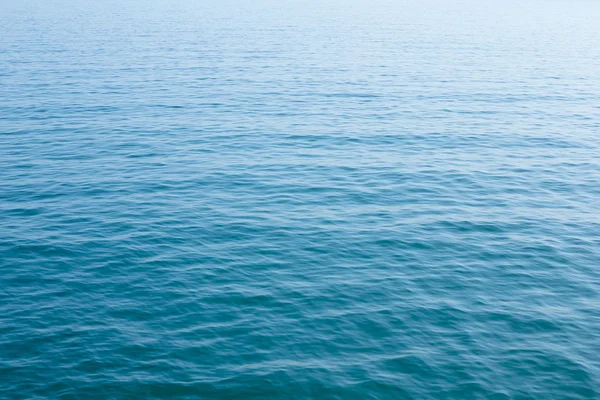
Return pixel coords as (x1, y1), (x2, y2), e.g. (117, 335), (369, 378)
(2, 0), (600, 398)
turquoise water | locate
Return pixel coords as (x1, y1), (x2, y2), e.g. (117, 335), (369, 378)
(2, 0), (600, 398)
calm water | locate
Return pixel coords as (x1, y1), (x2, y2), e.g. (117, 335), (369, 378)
(2, 0), (600, 398)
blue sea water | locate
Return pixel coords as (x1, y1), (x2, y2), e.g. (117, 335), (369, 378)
(2, 0), (600, 398)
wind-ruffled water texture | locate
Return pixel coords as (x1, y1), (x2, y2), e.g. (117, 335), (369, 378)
(1, 0), (600, 398)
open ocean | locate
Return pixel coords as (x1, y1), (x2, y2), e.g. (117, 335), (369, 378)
(1, 0), (600, 398)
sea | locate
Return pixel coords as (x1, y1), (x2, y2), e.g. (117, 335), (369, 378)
(1, 0), (600, 398)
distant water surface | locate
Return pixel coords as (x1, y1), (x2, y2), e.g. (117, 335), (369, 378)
(1, 0), (600, 398)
